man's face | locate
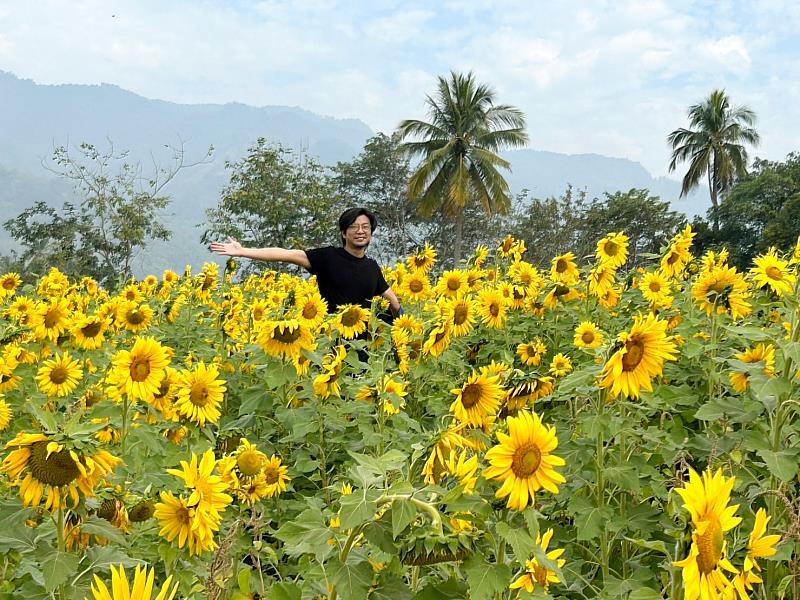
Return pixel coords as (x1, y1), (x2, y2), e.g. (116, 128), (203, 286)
(343, 215), (372, 249)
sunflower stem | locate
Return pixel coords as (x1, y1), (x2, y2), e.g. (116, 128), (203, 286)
(120, 395), (129, 458)
(56, 502), (66, 600)
(595, 390), (609, 582)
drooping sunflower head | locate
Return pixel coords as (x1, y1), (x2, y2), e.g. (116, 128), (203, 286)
(422, 320), (452, 357)
(729, 343), (775, 393)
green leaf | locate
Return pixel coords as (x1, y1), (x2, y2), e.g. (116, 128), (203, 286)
(371, 574), (413, 600)
(391, 498), (418, 539)
(0, 521), (38, 553)
(624, 537), (671, 558)
(329, 557), (373, 600)
(339, 487), (380, 529)
(38, 550), (80, 592)
(274, 507), (333, 561)
(411, 577), (468, 599)
(463, 554), (511, 600)
(267, 582), (302, 600)
(628, 588), (661, 599)
(495, 521), (536, 561)
(605, 466), (641, 493)
(757, 449), (798, 482)
(569, 496), (607, 541)
(80, 516), (128, 546)
(27, 402), (57, 431)
(82, 546), (142, 574)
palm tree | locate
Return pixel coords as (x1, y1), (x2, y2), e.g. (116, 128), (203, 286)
(667, 89), (759, 230)
(396, 71), (528, 262)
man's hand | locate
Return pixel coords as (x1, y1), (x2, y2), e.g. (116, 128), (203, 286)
(209, 237), (243, 257)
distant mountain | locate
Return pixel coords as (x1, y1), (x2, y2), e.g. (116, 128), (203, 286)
(0, 70), (707, 276)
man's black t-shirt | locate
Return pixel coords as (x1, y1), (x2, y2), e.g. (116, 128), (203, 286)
(305, 246), (389, 311)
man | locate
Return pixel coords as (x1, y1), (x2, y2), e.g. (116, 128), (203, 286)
(209, 207), (402, 316)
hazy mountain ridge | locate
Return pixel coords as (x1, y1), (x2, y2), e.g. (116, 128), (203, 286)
(0, 70), (704, 275)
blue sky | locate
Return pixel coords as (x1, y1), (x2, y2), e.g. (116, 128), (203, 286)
(1, 0), (798, 176)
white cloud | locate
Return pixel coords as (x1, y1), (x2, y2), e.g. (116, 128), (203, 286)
(701, 36), (752, 72)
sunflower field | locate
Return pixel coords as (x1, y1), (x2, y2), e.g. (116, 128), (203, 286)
(0, 227), (798, 600)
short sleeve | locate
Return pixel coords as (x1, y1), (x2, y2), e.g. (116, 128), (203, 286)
(374, 263), (389, 296)
(304, 247), (326, 275)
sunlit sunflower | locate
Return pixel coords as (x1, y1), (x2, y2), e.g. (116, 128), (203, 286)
(450, 370), (504, 427)
(729, 343), (775, 393)
(751, 249), (796, 297)
(173, 362), (226, 426)
(435, 269), (470, 298)
(29, 297), (72, 342)
(333, 304), (371, 339)
(508, 261), (544, 293)
(262, 454), (290, 497)
(673, 468), (742, 600)
(5, 295), (36, 325)
(406, 243), (437, 273)
(639, 270), (673, 308)
(660, 224), (695, 278)
(509, 528), (565, 594)
(422, 423), (481, 484)
(36, 351), (83, 397)
(71, 313), (109, 350)
(116, 301), (154, 333)
(548, 353), (572, 377)
(313, 345), (347, 399)
(701, 249), (729, 271)
(88, 564), (178, 600)
(442, 449), (478, 494)
(295, 293), (328, 329)
(393, 313), (423, 335)
(0, 272), (21, 298)
(550, 252), (580, 285)
(234, 439), (266, 478)
(477, 287), (507, 329)
(442, 294), (477, 337)
(692, 265), (751, 320)
(599, 313), (678, 399)
(736, 508), (780, 593)
(517, 339), (547, 366)
(574, 322), (603, 349)
(423, 320), (452, 357)
(503, 376), (554, 411)
(258, 319), (315, 360)
(483, 410), (566, 511)
(598, 286), (621, 310)
(469, 244), (489, 269)
(0, 397), (12, 432)
(109, 337), (171, 403)
(596, 232), (629, 269)
(542, 284), (582, 311)
(400, 271), (432, 302)
(120, 284), (142, 303)
(587, 263), (616, 298)
(154, 491), (214, 555)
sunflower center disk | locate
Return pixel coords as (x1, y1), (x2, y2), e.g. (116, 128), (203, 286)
(447, 279), (460, 291)
(621, 339), (645, 371)
(765, 266), (782, 280)
(2, 280), (14, 290)
(460, 383), (482, 408)
(130, 359), (151, 382)
(28, 441), (81, 486)
(453, 305), (468, 325)
(582, 332), (595, 344)
(190, 385), (210, 407)
(409, 280), (424, 293)
(341, 309), (361, 327)
(511, 444), (542, 478)
(273, 326), (302, 344)
(556, 260), (568, 273)
(237, 452), (263, 477)
(81, 322), (102, 337)
(649, 282), (661, 292)
(127, 310), (145, 325)
(49, 366), (69, 385)
(44, 309), (61, 328)
(302, 304), (318, 319)
(604, 241), (618, 256)
(264, 466), (280, 485)
(695, 518), (724, 575)
(489, 303), (500, 317)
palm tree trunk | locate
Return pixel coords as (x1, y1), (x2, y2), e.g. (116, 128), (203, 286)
(707, 162), (719, 232)
(453, 209), (464, 264)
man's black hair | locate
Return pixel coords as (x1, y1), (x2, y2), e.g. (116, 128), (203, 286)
(339, 207), (377, 245)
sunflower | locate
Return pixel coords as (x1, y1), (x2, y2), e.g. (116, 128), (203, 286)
(116, 301), (154, 333)
(0, 397), (12, 432)
(517, 339), (547, 366)
(548, 353), (572, 377)
(574, 322), (603, 349)
(550, 252), (580, 285)
(508, 261), (544, 293)
(435, 270), (470, 298)
(596, 232), (629, 269)
(442, 449), (478, 494)
(477, 288), (507, 329)
(509, 528), (565, 594)
(639, 270), (673, 308)
(660, 225), (695, 278)
(542, 284), (582, 311)
(692, 265), (751, 320)
(262, 454), (290, 497)
(154, 491), (215, 555)
(470, 244), (489, 269)
(88, 564), (178, 600)
(29, 297), (72, 342)
(173, 362), (226, 426)
(5, 295), (36, 324)
(729, 343), (775, 393)
(258, 319), (315, 360)
(393, 313), (424, 335)
(483, 410), (565, 511)
(0, 272), (21, 298)
(313, 345), (347, 399)
(423, 320), (452, 357)
(673, 468), (742, 600)
(442, 295), (477, 337)
(503, 376), (554, 411)
(400, 271), (432, 302)
(71, 313), (109, 350)
(598, 286), (621, 310)
(234, 439), (266, 478)
(450, 371), (504, 427)
(36, 351), (83, 397)
(422, 423), (481, 484)
(587, 263), (616, 298)
(406, 243), (437, 273)
(599, 313), (678, 399)
(701, 249), (729, 271)
(109, 337), (171, 403)
(295, 292), (328, 329)
(1, 432), (120, 511)
(0, 351), (22, 394)
(333, 304), (371, 339)
(738, 508), (780, 590)
(120, 284), (142, 303)
(751, 249), (796, 297)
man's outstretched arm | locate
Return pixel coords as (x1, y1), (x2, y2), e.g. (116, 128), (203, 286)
(209, 237), (311, 269)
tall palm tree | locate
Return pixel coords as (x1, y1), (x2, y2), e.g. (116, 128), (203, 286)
(667, 89), (759, 230)
(396, 71), (528, 262)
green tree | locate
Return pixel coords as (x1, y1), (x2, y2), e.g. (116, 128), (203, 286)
(332, 133), (418, 263)
(667, 89), (759, 231)
(3, 141), (203, 286)
(202, 139), (338, 276)
(396, 71), (528, 263)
